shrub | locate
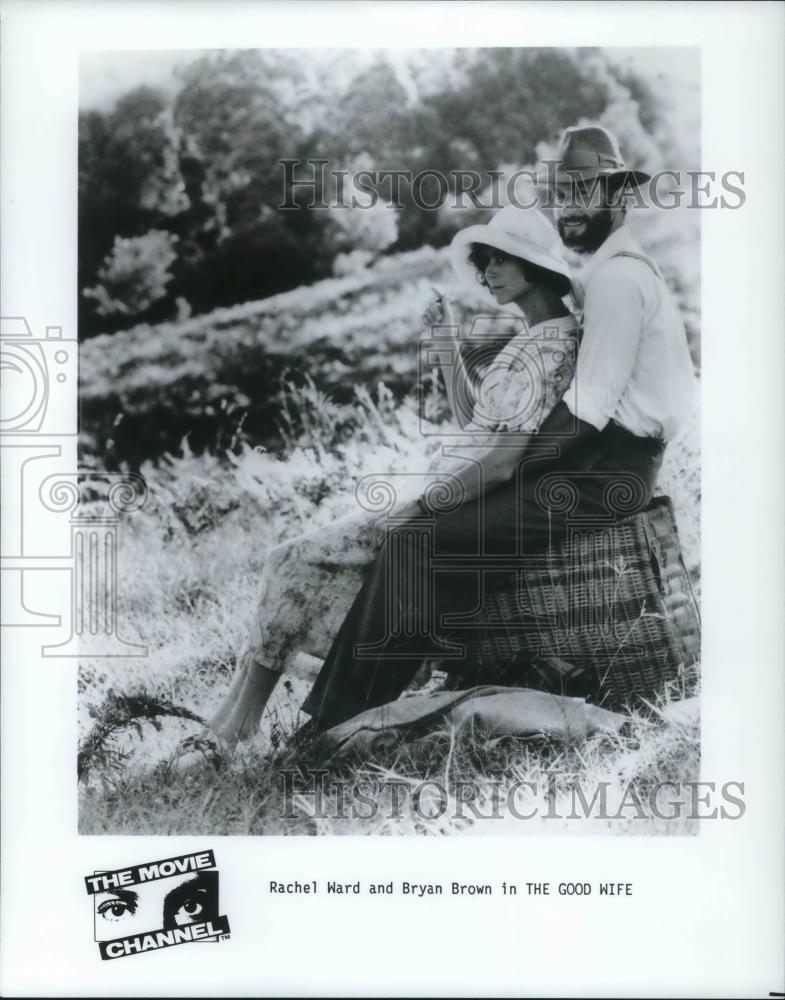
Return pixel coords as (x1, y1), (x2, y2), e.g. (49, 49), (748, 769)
(84, 230), (179, 318)
(80, 223), (698, 471)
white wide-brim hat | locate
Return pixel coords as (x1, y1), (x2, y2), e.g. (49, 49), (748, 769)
(449, 205), (572, 298)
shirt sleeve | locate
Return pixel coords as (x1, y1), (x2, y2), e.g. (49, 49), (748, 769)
(563, 260), (645, 431)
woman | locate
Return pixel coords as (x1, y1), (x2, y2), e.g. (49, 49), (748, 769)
(209, 206), (578, 744)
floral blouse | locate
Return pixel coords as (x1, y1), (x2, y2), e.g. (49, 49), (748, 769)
(468, 314), (577, 430)
(429, 314), (578, 472)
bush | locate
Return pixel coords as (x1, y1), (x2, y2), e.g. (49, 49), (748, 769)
(79, 49), (681, 336)
(80, 209), (699, 470)
(329, 200), (399, 255)
(84, 230), (179, 317)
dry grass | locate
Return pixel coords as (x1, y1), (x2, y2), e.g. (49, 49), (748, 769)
(78, 382), (701, 836)
(78, 669), (700, 836)
(78, 232), (701, 836)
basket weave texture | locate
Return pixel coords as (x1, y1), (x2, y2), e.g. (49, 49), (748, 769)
(446, 496), (700, 708)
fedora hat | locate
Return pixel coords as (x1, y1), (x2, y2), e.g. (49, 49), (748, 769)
(541, 125), (651, 189)
(449, 206), (572, 296)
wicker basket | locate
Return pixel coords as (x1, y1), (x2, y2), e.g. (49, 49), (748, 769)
(443, 496), (700, 709)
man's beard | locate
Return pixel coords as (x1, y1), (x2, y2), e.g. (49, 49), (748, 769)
(557, 209), (615, 254)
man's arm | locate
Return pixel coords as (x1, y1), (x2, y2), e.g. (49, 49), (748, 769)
(405, 400), (596, 518)
(528, 398), (599, 459)
(445, 401), (598, 491)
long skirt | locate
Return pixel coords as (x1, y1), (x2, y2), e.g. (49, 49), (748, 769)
(233, 422), (665, 729)
(302, 422), (666, 728)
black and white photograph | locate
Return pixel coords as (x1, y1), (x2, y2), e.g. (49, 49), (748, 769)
(2, 2), (784, 997)
(75, 45), (704, 835)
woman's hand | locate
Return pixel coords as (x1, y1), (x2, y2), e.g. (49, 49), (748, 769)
(422, 286), (455, 329)
(422, 284), (474, 429)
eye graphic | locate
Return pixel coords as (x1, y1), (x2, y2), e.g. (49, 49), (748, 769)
(162, 870), (218, 930)
(97, 897), (135, 921)
(173, 893), (206, 925)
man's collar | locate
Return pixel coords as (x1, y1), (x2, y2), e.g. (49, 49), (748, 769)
(568, 225), (643, 310)
(577, 224), (643, 289)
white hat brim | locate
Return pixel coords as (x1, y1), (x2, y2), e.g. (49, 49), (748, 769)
(449, 224), (572, 298)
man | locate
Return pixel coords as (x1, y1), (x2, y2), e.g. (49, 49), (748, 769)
(302, 124), (696, 730)
(549, 125), (696, 445)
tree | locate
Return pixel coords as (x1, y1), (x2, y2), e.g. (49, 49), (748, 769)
(77, 49), (673, 336)
(83, 230), (178, 317)
(168, 50), (334, 310)
(78, 86), (189, 334)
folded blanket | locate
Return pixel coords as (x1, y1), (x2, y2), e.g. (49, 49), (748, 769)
(322, 686), (627, 756)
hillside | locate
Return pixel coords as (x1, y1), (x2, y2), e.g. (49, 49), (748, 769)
(77, 222), (701, 835)
(79, 204), (699, 468)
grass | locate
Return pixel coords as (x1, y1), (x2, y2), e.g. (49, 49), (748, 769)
(78, 229), (701, 836)
(78, 376), (701, 836)
(78, 670), (700, 836)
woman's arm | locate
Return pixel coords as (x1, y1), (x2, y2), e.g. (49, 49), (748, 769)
(422, 289), (476, 430)
(408, 400), (600, 519)
(388, 429), (533, 525)
(424, 431), (533, 508)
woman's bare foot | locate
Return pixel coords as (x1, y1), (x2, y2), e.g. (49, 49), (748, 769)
(208, 658), (281, 744)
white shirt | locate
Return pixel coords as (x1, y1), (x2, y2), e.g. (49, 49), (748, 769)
(563, 225), (696, 441)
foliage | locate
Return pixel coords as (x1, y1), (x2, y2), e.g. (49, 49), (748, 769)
(76, 49), (701, 836)
(84, 230), (179, 316)
(77, 358), (701, 833)
(329, 200), (399, 255)
(78, 48), (682, 336)
(78, 246), (451, 465)
(78, 688), (204, 782)
(79, 203), (699, 469)
(332, 249), (374, 276)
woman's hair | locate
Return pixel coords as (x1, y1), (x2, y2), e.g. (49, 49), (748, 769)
(467, 242), (571, 298)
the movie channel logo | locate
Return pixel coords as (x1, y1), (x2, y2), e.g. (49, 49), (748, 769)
(85, 850), (230, 960)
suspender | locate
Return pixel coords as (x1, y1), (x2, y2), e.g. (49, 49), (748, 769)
(609, 250), (665, 281)
(573, 250), (665, 330)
